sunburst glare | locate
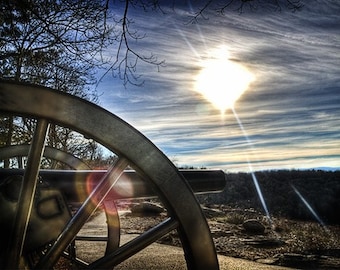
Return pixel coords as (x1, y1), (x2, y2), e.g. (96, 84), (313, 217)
(291, 184), (327, 228)
(194, 46), (255, 115)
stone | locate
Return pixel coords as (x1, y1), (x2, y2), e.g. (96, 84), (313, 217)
(242, 219), (266, 234)
(201, 206), (224, 218)
(242, 238), (286, 247)
(256, 258), (279, 265)
(210, 229), (233, 237)
(130, 202), (165, 216)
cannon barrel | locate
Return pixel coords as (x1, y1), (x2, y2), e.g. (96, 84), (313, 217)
(0, 169), (226, 202)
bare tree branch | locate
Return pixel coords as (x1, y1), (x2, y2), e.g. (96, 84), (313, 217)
(187, 0), (304, 23)
(101, 0), (165, 86)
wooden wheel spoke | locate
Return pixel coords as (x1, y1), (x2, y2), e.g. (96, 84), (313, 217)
(90, 217), (179, 269)
(5, 119), (50, 269)
(35, 157), (129, 269)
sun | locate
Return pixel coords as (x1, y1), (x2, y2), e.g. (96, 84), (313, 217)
(194, 46), (255, 114)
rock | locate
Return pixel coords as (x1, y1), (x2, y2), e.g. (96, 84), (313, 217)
(276, 253), (340, 269)
(242, 238), (286, 247)
(201, 206), (224, 218)
(210, 229), (233, 237)
(130, 202), (165, 216)
(256, 258), (279, 265)
(242, 219), (265, 234)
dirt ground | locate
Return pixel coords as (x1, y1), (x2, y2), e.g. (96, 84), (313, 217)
(118, 204), (340, 269)
(59, 204), (340, 269)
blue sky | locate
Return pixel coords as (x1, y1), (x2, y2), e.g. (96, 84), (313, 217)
(97, 0), (340, 172)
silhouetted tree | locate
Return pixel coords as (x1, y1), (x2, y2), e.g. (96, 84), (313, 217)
(0, 0), (112, 166)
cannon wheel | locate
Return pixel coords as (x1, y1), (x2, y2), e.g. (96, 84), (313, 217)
(0, 144), (120, 264)
(0, 81), (219, 270)
(0, 144), (91, 170)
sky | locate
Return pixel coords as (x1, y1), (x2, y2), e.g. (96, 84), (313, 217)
(96, 0), (340, 173)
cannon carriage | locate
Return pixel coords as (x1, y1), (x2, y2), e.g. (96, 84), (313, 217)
(0, 81), (226, 269)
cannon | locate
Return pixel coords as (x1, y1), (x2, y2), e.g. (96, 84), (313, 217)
(0, 81), (226, 269)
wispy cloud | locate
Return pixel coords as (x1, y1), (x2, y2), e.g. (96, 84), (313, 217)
(98, 2), (340, 172)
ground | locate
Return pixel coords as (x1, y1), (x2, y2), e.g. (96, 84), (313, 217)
(53, 203), (340, 269)
(119, 204), (340, 269)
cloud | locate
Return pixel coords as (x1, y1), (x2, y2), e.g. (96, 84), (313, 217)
(98, 2), (340, 172)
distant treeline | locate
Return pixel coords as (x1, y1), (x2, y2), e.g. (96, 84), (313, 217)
(199, 170), (340, 224)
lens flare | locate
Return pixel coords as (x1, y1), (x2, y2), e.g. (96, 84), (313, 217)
(233, 108), (271, 221)
(85, 170), (135, 207)
(291, 184), (327, 228)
